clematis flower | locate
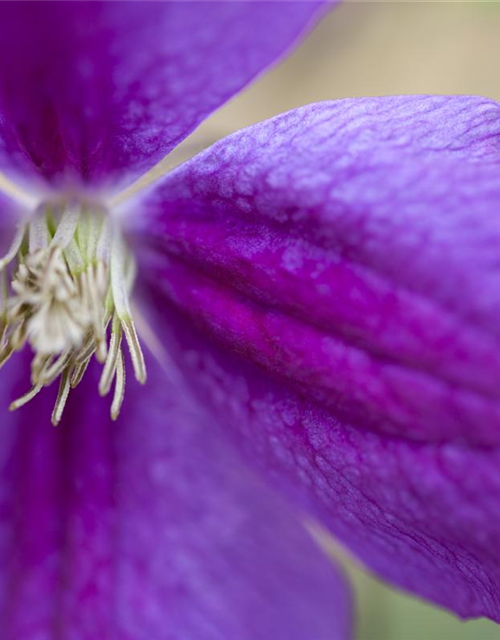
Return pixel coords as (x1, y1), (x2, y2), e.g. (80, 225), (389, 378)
(0, 1), (499, 639)
(0, 2), (354, 639)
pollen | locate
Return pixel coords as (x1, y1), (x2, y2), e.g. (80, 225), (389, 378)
(0, 202), (146, 425)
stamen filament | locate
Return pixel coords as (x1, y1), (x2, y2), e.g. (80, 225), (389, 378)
(70, 356), (92, 389)
(111, 349), (126, 421)
(122, 318), (146, 385)
(31, 353), (52, 384)
(0, 318), (6, 347)
(50, 204), (81, 250)
(85, 264), (108, 362)
(110, 233), (132, 318)
(64, 237), (85, 274)
(51, 368), (71, 426)
(96, 217), (112, 265)
(0, 223), (26, 271)
(0, 270), (8, 345)
(87, 214), (103, 261)
(0, 344), (14, 370)
(37, 348), (73, 386)
(76, 210), (90, 256)
(99, 314), (122, 396)
(29, 212), (49, 252)
(10, 382), (43, 411)
(10, 320), (27, 351)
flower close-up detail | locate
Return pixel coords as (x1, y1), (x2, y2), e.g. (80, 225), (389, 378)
(0, 2), (499, 639)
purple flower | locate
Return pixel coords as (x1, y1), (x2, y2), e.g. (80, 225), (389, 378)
(0, 1), (498, 638)
(0, 2), (352, 639)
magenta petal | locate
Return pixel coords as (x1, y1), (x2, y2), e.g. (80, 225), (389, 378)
(127, 95), (500, 618)
(0, 354), (351, 639)
(0, 1), (324, 190)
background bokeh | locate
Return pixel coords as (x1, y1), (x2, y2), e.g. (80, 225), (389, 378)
(133, 3), (500, 638)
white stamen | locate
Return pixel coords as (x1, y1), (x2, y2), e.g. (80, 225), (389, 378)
(29, 212), (49, 252)
(0, 344), (13, 369)
(96, 217), (113, 265)
(110, 233), (146, 384)
(110, 233), (133, 319)
(99, 314), (122, 396)
(87, 214), (103, 261)
(0, 270), (8, 345)
(82, 263), (108, 362)
(111, 349), (126, 420)
(64, 237), (85, 274)
(10, 382), (43, 411)
(51, 368), (71, 426)
(10, 320), (27, 351)
(13, 247), (89, 355)
(2, 202), (146, 423)
(50, 204), (81, 250)
(122, 319), (146, 385)
(31, 353), (52, 385)
(38, 348), (73, 386)
(70, 356), (92, 389)
(0, 223), (26, 271)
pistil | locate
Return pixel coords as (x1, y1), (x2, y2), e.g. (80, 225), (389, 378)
(0, 202), (146, 424)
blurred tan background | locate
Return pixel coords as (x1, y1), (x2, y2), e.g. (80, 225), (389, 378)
(155, 1), (500, 172)
(136, 3), (500, 638)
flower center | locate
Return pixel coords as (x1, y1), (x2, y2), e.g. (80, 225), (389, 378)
(0, 202), (146, 425)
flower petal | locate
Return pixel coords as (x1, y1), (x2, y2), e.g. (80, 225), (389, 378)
(137, 305), (500, 623)
(127, 95), (500, 618)
(0, 1), (324, 191)
(128, 95), (500, 448)
(0, 353), (352, 639)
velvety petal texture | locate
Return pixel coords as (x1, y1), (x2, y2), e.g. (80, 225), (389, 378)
(0, 353), (351, 640)
(0, 1), (323, 190)
(128, 95), (500, 619)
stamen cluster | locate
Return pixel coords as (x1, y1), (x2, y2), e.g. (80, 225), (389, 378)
(0, 203), (146, 425)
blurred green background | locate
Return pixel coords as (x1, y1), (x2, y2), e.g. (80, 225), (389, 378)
(136, 3), (500, 637)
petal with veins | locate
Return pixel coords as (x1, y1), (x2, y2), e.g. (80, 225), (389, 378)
(128, 95), (500, 619)
(0, 1), (325, 191)
(129, 95), (500, 447)
(0, 353), (352, 640)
